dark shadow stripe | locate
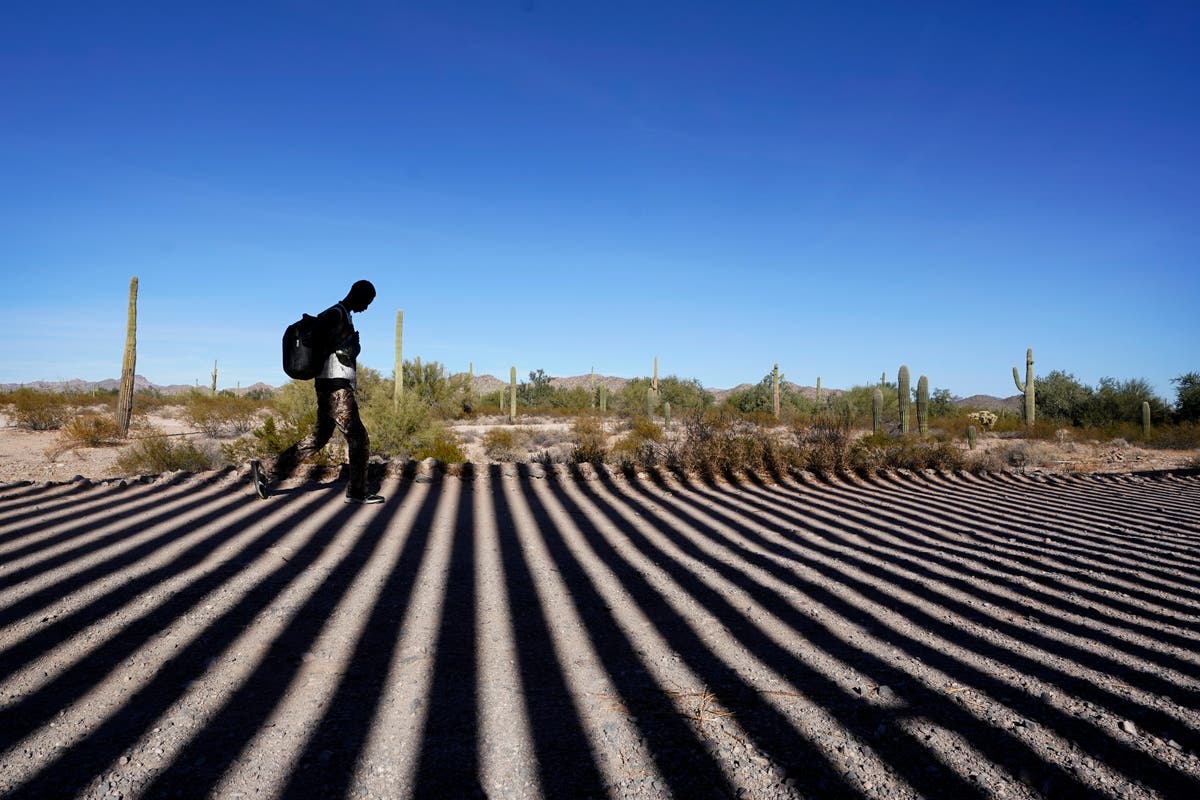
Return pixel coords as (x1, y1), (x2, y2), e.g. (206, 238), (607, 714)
(638, 471), (1193, 798)
(143, 483), (424, 799)
(733, 473), (1200, 689)
(0, 488), (331, 753)
(789, 471), (1200, 643)
(0, 487), (279, 681)
(0, 476), (188, 551)
(568, 468), (874, 798)
(411, 477), (485, 797)
(0, 477), (226, 593)
(4, 491), (369, 799)
(489, 465), (608, 797)
(275, 480), (443, 800)
(862, 470), (1200, 611)
(944, 471), (1200, 562)
(521, 467), (737, 798)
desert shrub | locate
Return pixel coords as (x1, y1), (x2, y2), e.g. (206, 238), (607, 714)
(724, 371), (816, 418)
(570, 415), (607, 464)
(615, 376), (713, 417)
(413, 428), (467, 463)
(663, 410), (800, 478)
(799, 421), (853, 476)
(55, 413), (125, 451)
(394, 359), (473, 418)
(361, 391), (450, 460)
(1148, 421), (1200, 449)
(483, 427), (531, 462)
(848, 435), (964, 474)
(610, 415), (665, 468)
(10, 389), (70, 430)
(1173, 373), (1200, 423)
(221, 380), (337, 465)
(184, 392), (261, 437)
(116, 435), (217, 474)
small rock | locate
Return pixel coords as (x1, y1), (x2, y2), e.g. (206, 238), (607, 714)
(1168, 739), (1183, 750)
(876, 685), (896, 701)
(1120, 720), (1138, 735)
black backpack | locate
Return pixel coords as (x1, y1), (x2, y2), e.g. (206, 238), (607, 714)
(282, 313), (322, 380)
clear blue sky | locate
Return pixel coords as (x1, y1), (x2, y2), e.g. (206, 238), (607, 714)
(3, 1), (1197, 400)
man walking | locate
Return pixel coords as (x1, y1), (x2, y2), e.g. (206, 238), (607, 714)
(252, 279), (384, 504)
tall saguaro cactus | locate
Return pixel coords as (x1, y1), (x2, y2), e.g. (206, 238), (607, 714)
(116, 276), (138, 436)
(1142, 401), (1151, 438)
(772, 364), (780, 418)
(600, 384), (608, 414)
(916, 375), (930, 437)
(509, 366), (517, 423)
(211, 360), (218, 395)
(897, 365), (911, 434)
(393, 310), (404, 409)
(872, 388), (883, 434)
(646, 356), (660, 415)
(1012, 348), (1035, 426)
(816, 376), (822, 406)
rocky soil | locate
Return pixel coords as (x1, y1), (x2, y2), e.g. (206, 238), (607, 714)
(1, 459), (1198, 799)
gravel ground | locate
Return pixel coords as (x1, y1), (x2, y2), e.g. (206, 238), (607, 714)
(1, 464), (1198, 799)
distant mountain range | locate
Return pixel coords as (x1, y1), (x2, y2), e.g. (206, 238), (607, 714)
(0, 376), (275, 397)
(2, 375), (1021, 411)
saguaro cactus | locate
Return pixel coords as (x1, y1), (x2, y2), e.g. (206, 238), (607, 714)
(393, 310), (403, 409)
(211, 360), (218, 395)
(967, 425), (977, 450)
(872, 388), (883, 434)
(646, 356), (660, 415)
(1142, 401), (1151, 438)
(897, 365), (910, 434)
(772, 364), (780, 418)
(116, 276), (138, 436)
(816, 376), (822, 406)
(600, 384), (608, 414)
(1012, 348), (1035, 426)
(509, 366), (517, 423)
(916, 375), (930, 437)
(663, 401), (672, 430)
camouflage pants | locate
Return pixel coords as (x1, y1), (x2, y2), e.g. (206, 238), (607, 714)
(271, 387), (370, 497)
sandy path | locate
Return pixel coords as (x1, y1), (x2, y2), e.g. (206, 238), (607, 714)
(1, 467), (1198, 799)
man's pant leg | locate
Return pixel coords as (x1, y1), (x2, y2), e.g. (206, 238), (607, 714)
(270, 389), (337, 484)
(326, 388), (370, 498)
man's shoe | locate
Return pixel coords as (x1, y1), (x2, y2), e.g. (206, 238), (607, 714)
(345, 493), (385, 505)
(250, 460), (270, 500)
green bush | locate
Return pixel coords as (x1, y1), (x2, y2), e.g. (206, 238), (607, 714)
(848, 433), (964, 475)
(1174, 373), (1200, 422)
(615, 376), (713, 417)
(116, 435), (217, 474)
(570, 415), (607, 464)
(55, 413), (125, 450)
(724, 371), (816, 418)
(361, 390), (451, 460)
(184, 392), (262, 437)
(413, 428), (467, 463)
(9, 389), (70, 430)
(482, 427), (530, 462)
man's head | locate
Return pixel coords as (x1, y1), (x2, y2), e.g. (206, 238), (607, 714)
(343, 280), (376, 313)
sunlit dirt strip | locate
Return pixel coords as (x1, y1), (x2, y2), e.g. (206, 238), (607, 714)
(0, 469), (1198, 800)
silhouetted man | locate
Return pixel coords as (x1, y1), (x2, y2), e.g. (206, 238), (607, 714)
(252, 280), (383, 504)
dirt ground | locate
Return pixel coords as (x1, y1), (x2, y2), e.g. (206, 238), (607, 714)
(2, 414), (1200, 799)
